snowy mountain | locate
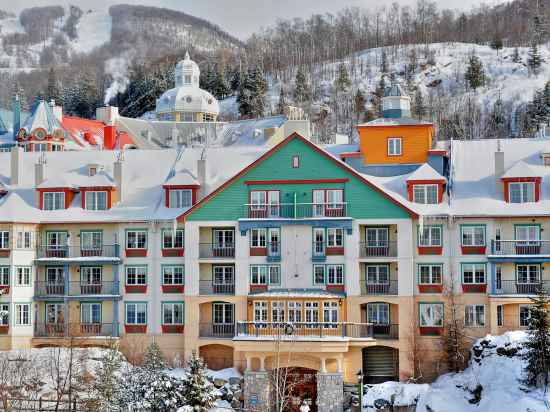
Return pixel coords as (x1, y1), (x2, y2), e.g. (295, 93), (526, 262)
(0, 5), (243, 71)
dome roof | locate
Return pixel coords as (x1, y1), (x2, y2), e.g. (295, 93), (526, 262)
(155, 52), (219, 116)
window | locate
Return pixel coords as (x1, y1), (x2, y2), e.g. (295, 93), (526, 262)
(388, 137), (402, 156)
(413, 184), (438, 204)
(272, 301), (285, 322)
(287, 301), (302, 322)
(81, 267), (101, 285)
(126, 303), (147, 325)
(366, 265), (389, 284)
(313, 228), (325, 256)
(461, 226), (485, 246)
(497, 305), (503, 326)
(43, 192), (65, 210)
(419, 303), (443, 327)
(213, 303), (233, 324)
(126, 266), (147, 285)
(46, 304), (64, 324)
(16, 231), (32, 249)
(250, 229), (267, 248)
(34, 143), (47, 152)
(418, 264), (442, 284)
(16, 267), (31, 286)
(0, 231), (9, 249)
(462, 263), (486, 284)
(465, 305), (485, 327)
(250, 191), (280, 217)
(305, 302), (319, 324)
(268, 228), (280, 255)
(254, 301), (268, 322)
(162, 302), (184, 325)
(250, 265), (280, 285)
(162, 229), (184, 249)
(0, 267), (8, 286)
(496, 266), (502, 290)
(169, 189), (192, 208)
(46, 232), (67, 250)
(367, 303), (389, 324)
(213, 229), (234, 249)
(418, 226), (442, 247)
(126, 230), (147, 249)
(323, 301), (338, 324)
(81, 303), (101, 324)
(81, 231), (102, 250)
(292, 155), (300, 168)
(509, 182), (535, 203)
(314, 265), (326, 285)
(326, 189), (344, 209)
(520, 305), (533, 327)
(0, 304), (8, 325)
(15, 304), (30, 326)
(366, 227), (389, 247)
(327, 265), (344, 284)
(162, 266), (184, 285)
(327, 228), (344, 247)
(517, 265), (540, 284)
(85, 191), (107, 211)
(515, 225), (540, 242)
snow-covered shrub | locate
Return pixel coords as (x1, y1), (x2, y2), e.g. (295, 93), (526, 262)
(182, 353), (216, 411)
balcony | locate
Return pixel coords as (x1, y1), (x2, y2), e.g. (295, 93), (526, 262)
(35, 245), (120, 264)
(199, 244), (235, 259)
(490, 240), (550, 258)
(34, 322), (118, 338)
(234, 322), (399, 340)
(242, 203), (349, 220)
(35, 281), (120, 297)
(493, 280), (550, 295)
(199, 280), (235, 295)
(199, 323), (235, 339)
(359, 241), (398, 258)
(360, 280), (398, 295)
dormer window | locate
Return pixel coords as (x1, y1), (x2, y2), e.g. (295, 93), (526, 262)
(509, 182), (535, 203)
(43, 192), (65, 210)
(388, 137), (402, 156)
(169, 189), (192, 208)
(85, 191), (108, 211)
(412, 184), (438, 204)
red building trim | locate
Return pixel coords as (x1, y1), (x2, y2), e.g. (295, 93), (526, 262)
(250, 247), (267, 256)
(501, 177), (541, 202)
(339, 152), (362, 159)
(428, 149), (447, 155)
(326, 247), (345, 255)
(125, 325), (147, 333)
(0, 286), (9, 294)
(406, 179), (446, 203)
(161, 324), (184, 334)
(462, 284), (487, 293)
(178, 132), (419, 221)
(161, 248), (184, 257)
(419, 326), (443, 336)
(79, 187), (115, 210)
(249, 285), (268, 293)
(326, 284), (345, 293)
(244, 178), (349, 185)
(0, 250), (10, 258)
(163, 185), (200, 207)
(0, 325), (8, 335)
(125, 285), (147, 293)
(418, 284), (443, 293)
(418, 246), (443, 255)
(161, 285), (184, 294)
(461, 246), (486, 255)
(126, 249), (147, 258)
(38, 188), (76, 209)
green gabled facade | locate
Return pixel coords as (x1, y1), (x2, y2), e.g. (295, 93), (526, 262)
(184, 133), (414, 222)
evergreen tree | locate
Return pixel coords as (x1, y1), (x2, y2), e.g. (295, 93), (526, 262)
(488, 94), (507, 138)
(490, 35), (503, 54)
(354, 88), (366, 121)
(522, 284), (550, 388)
(294, 68), (311, 104)
(334, 63), (351, 92)
(214, 70), (231, 100)
(200, 65), (217, 96)
(236, 70), (253, 117)
(183, 353), (216, 411)
(91, 346), (124, 411)
(380, 49), (389, 74)
(230, 69), (242, 92)
(528, 42), (542, 75)
(46, 67), (60, 104)
(276, 86), (287, 115)
(408, 48), (418, 74)
(464, 54), (485, 90)
(245, 65), (267, 118)
(143, 342), (166, 372)
(413, 88), (427, 120)
(374, 75), (387, 116)
(512, 47), (521, 63)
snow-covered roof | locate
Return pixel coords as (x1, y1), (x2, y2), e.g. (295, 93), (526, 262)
(249, 288), (345, 298)
(384, 83), (407, 97)
(501, 160), (540, 179)
(406, 163), (446, 182)
(164, 170), (199, 186)
(360, 117), (432, 127)
(0, 147), (265, 223)
(22, 100), (63, 134)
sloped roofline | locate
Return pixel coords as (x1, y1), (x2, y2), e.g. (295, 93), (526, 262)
(178, 132), (418, 221)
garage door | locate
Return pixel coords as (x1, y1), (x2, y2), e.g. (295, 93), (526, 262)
(363, 346), (398, 384)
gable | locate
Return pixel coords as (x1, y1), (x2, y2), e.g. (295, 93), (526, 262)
(185, 135), (412, 221)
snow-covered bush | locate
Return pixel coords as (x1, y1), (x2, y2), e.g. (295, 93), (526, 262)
(182, 353), (216, 411)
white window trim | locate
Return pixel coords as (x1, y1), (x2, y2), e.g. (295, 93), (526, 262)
(419, 225), (442, 247)
(162, 302), (184, 325)
(15, 266), (31, 286)
(125, 302), (147, 325)
(168, 189), (193, 208)
(462, 263), (486, 284)
(413, 184), (439, 204)
(125, 266), (147, 285)
(419, 303), (443, 327)
(0, 231), (9, 249)
(15, 303), (31, 326)
(461, 226), (486, 247)
(162, 229), (184, 249)
(43, 192), (65, 210)
(508, 181), (536, 203)
(126, 230), (147, 249)
(387, 137), (402, 156)
(162, 265), (184, 285)
(418, 264), (443, 285)
(84, 191), (108, 211)
(465, 304), (485, 327)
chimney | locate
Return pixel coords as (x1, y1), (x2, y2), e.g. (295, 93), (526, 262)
(12, 94), (20, 140)
(114, 152), (125, 203)
(104, 125), (117, 150)
(495, 140), (505, 194)
(35, 153), (47, 187)
(96, 106), (119, 125)
(10, 146), (23, 186)
(197, 157), (206, 200)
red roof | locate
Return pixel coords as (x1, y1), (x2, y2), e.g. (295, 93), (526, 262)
(61, 116), (134, 150)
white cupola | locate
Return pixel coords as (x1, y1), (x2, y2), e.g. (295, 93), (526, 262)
(382, 83), (411, 119)
(175, 51), (200, 88)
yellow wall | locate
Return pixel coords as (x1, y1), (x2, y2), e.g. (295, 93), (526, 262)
(357, 124), (434, 165)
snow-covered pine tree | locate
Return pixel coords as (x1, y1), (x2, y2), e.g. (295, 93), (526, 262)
(237, 70), (253, 117)
(354, 88), (366, 122)
(46, 67), (60, 104)
(249, 65), (267, 117)
(143, 341), (166, 372)
(334, 63), (351, 92)
(380, 49), (389, 74)
(464, 53), (485, 90)
(91, 346), (124, 411)
(183, 353), (216, 411)
(413, 89), (427, 120)
(522, 284), (550, 388)
(276, 86), (287, 115)
(528, 42), (542, 75)
(214, 70), (231, 100)
(487, 94), (507, 138)
(490, 35), (503, 54)
(294, 68), (311, 105)
(374, 75), (387, 116)
(512, 47), (521, 63)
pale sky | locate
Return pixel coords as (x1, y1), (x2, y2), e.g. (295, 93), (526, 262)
(5, 0), (504, 40)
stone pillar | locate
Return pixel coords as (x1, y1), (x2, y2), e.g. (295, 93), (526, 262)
(244, 371), (270, 412)
(316, 373), (344, 412)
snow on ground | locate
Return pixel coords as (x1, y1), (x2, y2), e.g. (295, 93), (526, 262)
(364, 331), (550, 412)
(71, 9), (111, 54)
